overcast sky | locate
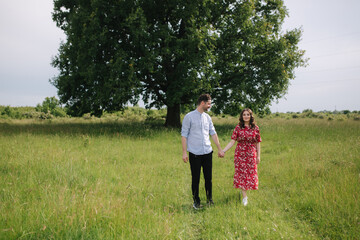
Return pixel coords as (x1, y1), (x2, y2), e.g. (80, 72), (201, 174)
(0, 0), (359, 112)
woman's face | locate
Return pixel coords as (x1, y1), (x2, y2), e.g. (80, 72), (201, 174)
(242, 111), (251, 123)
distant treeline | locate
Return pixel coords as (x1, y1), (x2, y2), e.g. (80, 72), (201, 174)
(1, 103), (359, 122)
(266, 109), (360, 121)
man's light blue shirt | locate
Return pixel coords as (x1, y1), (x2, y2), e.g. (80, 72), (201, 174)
(181, 109), (217, 155)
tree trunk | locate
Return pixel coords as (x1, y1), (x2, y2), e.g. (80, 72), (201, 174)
(165, 103), (181, 128)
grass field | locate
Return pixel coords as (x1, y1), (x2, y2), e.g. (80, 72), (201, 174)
(0, 116), (359, 239)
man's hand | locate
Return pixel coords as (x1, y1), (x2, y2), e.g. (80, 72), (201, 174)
(218, 150), (225, 158)
(182, 152), (189, 163)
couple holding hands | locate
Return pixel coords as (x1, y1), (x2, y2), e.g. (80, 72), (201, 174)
(181, 94), (261, 209)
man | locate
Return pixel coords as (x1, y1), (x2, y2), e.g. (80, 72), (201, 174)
(181, 94), (224, 209)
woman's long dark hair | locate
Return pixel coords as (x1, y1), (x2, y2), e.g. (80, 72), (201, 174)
(239, 108), (256, 129)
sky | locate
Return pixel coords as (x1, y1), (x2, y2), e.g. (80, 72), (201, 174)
(0, 0), (359, 112)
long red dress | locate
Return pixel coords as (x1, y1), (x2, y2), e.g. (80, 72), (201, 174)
(231, 125), (262, 190)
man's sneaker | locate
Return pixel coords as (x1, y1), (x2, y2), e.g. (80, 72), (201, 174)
(207, 199), (214, 206)
(242, 197), (248, 206)
(193, 202), (202, 210)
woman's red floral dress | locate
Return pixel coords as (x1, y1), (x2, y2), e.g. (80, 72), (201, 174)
(231, 125), (262, 190)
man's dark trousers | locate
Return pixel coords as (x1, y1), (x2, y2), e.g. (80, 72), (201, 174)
(189, 151), (213, 204)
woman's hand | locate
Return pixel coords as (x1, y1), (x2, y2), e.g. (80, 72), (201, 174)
(256, 156), (260, 164)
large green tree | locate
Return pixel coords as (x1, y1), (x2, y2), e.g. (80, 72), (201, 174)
(52, 0), (306, 127)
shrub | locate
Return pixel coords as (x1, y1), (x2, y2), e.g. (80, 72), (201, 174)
(13, 111), (22, 119)
(302, 109), (313, 113)
(52, 108), (67, 117)
(83, 113), (92, 120)
(38, 112), (53, 120)
(21, 111), (42, 119)
(302, 109), (314, 118)
(0, 106), (23, 119)
(146, 109), (155, 116)
(2, 106), (14, 117)
(310, 112), (319, 118)
(36, 97), (67, 118)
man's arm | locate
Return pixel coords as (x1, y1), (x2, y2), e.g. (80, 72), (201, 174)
(208, 116), (224, 158)
(211, 134), (224, 158)
(181, 114), (190, 163)
(182, 136), (188, 163)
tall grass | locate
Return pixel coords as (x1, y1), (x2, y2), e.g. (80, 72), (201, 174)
(0, 117), (359, 239)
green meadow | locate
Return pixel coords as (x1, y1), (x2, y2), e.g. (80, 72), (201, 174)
(0, 115), (359, 239)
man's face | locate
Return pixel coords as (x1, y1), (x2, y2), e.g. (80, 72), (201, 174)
(202, 100), (211, 112)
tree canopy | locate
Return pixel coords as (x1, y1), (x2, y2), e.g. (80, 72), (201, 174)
(52, 0), (307, 127)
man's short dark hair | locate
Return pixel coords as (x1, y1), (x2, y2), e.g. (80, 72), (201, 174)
(197, 94), (211, 105)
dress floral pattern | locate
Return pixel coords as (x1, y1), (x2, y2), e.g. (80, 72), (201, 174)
(231, 125), (262, 190)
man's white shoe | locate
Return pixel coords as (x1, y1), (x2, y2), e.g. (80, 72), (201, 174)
(242, 197), (248, 206)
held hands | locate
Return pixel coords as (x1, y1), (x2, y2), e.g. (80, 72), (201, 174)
(218, 150), (225, 158)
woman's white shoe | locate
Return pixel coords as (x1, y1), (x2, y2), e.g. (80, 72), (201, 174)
(242, 197), (248, 206)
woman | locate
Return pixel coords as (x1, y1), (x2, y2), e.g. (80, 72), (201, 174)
(222, 108), (261, 206)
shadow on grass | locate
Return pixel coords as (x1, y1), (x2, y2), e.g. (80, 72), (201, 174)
(0, 119), (236, 138)
(0, 119), (180, 138)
